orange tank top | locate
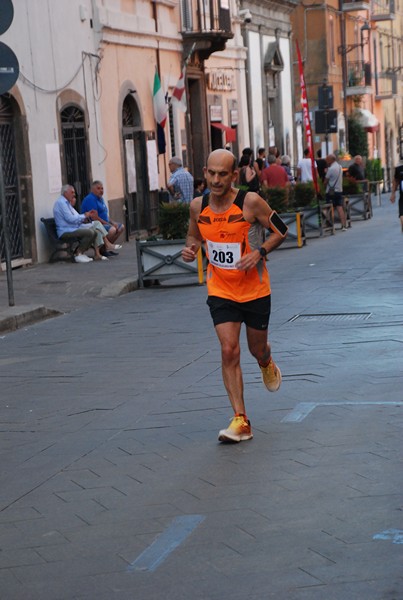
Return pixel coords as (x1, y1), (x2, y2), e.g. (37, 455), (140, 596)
(198, 190), (271, 302)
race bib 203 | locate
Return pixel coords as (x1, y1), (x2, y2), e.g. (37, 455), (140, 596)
(207, 241), (241, 270)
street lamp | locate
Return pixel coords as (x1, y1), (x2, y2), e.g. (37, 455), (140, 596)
(338, 22), (370, 55)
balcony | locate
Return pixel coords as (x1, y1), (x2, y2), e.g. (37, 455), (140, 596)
(371, 0), (395, 21)
(346, 60), (373, 95)
(375, 70), (397, 98)
(181, 0), (233, 60)
(342, 0), (370, 11)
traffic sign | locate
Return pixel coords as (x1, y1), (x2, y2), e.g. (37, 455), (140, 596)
(0, 0), (14, 35)
(318, 85), (334, 110)
(0, 42), (19, 95)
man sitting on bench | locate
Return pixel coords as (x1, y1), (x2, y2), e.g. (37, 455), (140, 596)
(81, 181), (124, 257)
(53, 185), (113, 263)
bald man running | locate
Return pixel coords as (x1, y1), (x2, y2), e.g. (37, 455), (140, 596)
(182, 149), (288, 443)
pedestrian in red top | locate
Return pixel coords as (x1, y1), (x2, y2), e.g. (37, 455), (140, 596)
(260, 154), (290, 190)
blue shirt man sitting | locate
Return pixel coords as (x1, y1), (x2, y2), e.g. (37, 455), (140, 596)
(81, 181), (125, 255)
(53, 184), (113, 262)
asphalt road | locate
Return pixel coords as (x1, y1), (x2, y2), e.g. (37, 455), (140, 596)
(0, 197), (402, 599)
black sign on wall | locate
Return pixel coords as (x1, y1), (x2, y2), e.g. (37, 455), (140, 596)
(315, 110), (338, 134)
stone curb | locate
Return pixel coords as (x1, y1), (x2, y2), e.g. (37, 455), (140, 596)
(0, 277), (140, 334)
(0, 306), (63, 334)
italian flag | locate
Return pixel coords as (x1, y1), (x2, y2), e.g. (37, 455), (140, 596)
(172, 66), (187, 113)
(153, 69), (167, 154)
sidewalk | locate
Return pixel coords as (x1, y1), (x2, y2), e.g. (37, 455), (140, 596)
(0, 240), (141, 333)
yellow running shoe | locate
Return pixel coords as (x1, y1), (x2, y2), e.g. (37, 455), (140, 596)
(218, 415), (253, 443)
(260, 357), (282, 392)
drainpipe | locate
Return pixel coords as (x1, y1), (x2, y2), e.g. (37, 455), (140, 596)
(240, 18), (253, 149)
(339, 0), (349, 151)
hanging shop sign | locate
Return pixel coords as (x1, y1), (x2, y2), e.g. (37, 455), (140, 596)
(207, 71), (235, 92)
(210, 105), (223, 122)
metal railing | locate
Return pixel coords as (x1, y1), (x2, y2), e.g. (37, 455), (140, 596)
(346, 60), (372, 87)
(375, 71), (397, 96)
(182, 0), (231, 33)
(371, 0), (395, 18)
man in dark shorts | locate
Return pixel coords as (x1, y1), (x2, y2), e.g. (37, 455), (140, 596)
(182, 149), (288, 443)
(325, 153), (347, 231)
(390, 162), (403, 231)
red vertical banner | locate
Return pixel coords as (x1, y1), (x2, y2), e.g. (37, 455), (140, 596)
(296, 41), (319, 195)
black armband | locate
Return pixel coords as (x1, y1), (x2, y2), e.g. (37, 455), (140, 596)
(268, 211), (288, 237)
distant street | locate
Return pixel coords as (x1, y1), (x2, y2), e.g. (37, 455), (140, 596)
(0, 198), (402, 599)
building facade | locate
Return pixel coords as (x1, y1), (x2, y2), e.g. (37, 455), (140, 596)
(1, 0), (300, 265)
(291, 0), (403, 182)
(239, 0), (298, 160)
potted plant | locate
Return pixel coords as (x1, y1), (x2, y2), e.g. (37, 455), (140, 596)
(136, 201), (200, 287)
(290, 182), (334, 238)
(347, 116), (368, 158)
(158, 201), (190, 240)
(292, 182), (316, 209)
(259, 185), (288, 213)
(260, 185), (305, 248)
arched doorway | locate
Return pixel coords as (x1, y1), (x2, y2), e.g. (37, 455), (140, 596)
(0, 95), (23, 261)
(122, 94), (153, 234)
(60, 105), (91, 210)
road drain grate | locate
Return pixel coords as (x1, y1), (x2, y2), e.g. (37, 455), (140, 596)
(289, 313), (372, 323)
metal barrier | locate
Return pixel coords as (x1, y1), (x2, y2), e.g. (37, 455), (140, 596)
(301, 203), (335, 237)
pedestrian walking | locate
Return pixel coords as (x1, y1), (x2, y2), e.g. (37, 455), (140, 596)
(325, 154), (347, 231)
(182, 149), (288, 443)
(297, 148), (318, 183)
(390, 162), (403, 232)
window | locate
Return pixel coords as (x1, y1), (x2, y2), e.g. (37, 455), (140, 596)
(168, 102), (176, 158)
(181, 0), (192, 31)
(329, 16), (335, 65)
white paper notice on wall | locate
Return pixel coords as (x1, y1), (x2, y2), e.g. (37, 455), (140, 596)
(125, 139), (137, 193)
(46, 143), (62, 194)
(147, 139), (159, 191)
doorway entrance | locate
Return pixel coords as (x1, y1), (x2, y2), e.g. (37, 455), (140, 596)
(0, 96), (23, 261)
(60, 105), (91, 209)
(122, 94), (159, 235)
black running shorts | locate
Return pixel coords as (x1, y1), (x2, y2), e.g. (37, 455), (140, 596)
(207, 295), (271, 330)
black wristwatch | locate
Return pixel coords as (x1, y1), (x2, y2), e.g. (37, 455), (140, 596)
(258, 246), (267, 257)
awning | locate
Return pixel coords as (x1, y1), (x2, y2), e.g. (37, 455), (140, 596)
(211, 122), (237, 143)
(355, 108), (380, 133)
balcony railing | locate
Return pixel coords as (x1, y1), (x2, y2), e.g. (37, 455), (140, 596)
(375, 70), (397, 97)
(346, 60), (373, 95)
(181, 0), (233, 60)
(371, 0), (395, 21)
(342, 0), (370, 11)
(347, 60), (371, 86)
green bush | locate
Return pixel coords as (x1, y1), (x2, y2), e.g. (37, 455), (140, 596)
(348, 116), (368, 158)
(260, 186), (288, 213)
(158, 202), (190, 240)
(343, 177), (359, 195)
(292, 182), (316, 209)
(366, 158), (382, 181)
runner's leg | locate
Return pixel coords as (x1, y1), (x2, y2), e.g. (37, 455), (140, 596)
(214, 321), (245, 415)
(246, 327), (271, 366)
